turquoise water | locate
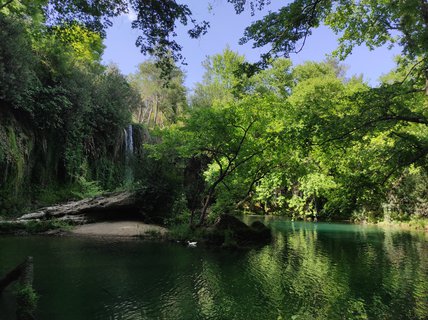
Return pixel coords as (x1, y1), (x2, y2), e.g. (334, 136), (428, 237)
(0, 219), (427, 319)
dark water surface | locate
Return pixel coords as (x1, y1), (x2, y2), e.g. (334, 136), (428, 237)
(1, 218), (427, 319)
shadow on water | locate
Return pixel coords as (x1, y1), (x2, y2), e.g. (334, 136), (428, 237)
(0, 218), (427, 319)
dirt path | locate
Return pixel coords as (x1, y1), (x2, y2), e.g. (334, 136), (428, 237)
(71, 221), (168, 237)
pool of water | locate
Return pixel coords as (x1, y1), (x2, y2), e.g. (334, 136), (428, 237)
(0, 218), (427, 319)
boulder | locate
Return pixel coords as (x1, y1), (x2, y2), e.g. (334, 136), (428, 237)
(206, 214), (272, 247)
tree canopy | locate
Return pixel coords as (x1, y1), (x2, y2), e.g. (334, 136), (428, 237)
(230, 0), (428, 94)
(128, 60), (187, 127)
(1, 0), (427, 228)
(232, 0), (428, 61)
(1, 0), (209, 69)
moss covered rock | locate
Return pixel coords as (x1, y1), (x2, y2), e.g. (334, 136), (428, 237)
(205, 214), (271, 248)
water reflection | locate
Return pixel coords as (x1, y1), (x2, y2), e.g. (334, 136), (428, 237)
(0, 220), (427, 320)
(253, 220), (428, 319)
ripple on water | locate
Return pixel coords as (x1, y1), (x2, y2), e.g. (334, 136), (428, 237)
(0, 222), (427, 320)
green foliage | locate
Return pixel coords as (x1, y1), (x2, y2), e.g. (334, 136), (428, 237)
(1, 0), (209, 70)
(168, 223), (205, 242)
(250, 58), (293, 97)
(225, 0), (428, 222)
(166, 193), (192, 226)
(234, 0), (428, 69)
(16, 284), (38, 320)
(1, 0), (427, 228)
(70, 176), (102, 200)
(51, 23), (105, 66)
(0, 116), (35, 215)
(0, 10), (139, 215)
(408, 217), (428, 230)
(191, 47), (248, 108)
(128, 60), (186, 127)
(179, 49), (428, 223)
(132, 136), (185, 223)
(0, 14), (38, 108)
(166, 70), (286, 224)
(0, 219), (72, 234)
(168, 223), (194, 241)
(384, 168), (428, 221)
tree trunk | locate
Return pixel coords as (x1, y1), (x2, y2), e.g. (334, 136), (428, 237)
(0, 257), (33, 293)
(147, 106), (153, 127)
(154, 95), (159, 127)
(424, 65), (428, 95)
(137, 105), (143, 123)
(0, 257), (36, 320)
(141, 101), (150, 124)
(197, 191), (213, 227)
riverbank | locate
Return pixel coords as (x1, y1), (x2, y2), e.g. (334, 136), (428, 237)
(374, 219), (428, 233)
(0, 214), (273, 249)
(0, 220), (169, 239)
(1, 216), (427, 241)
(71, 221), (168, 238)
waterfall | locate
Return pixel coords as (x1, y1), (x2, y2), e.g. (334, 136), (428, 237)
(124, 124), (134, 185)
(125, 124), (134, 155)
(123, 128), (128, 152)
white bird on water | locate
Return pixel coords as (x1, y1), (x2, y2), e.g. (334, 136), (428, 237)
(187, 241), (197, 247)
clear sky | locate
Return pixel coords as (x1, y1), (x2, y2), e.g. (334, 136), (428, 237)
(101, 1), (401, 91)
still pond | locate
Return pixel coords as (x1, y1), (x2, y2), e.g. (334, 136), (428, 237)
(0, 218), (427, 319)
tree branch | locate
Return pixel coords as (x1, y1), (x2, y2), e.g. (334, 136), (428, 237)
(295, 0), (323, 54)
(235, 164), (272, 208)
(382, 148), (428, 184)
(213, 155), (224, 176)
(205, 119), (258, 197)
(398, 60), (424, 85)
(200, 146), (231, 162)
(0, 0), (15, 10)
(221, 180), (231, 192)
(318, 113), (428, 146)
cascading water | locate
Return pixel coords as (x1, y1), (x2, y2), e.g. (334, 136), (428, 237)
(124, 124), (134, 184)
(123, 128), (128, 150)
(125, 124), (134, 155)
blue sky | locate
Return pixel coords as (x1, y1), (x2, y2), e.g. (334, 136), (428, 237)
(102, 1), (401, 90)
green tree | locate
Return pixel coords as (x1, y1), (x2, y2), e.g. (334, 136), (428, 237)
(0, 14), (38, 109)
(232, 0), (428, 85)
(128, 60), (187, 127)
(1, 0), (209, 70)
(225, 0), (428, 219)
(282, 59), (427, 218)
(173, 93), (284, 225)
(0, 7), (142, 213)
(191, 48), (249, 108)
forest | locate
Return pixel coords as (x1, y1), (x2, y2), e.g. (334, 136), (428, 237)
(0, 0), (427, 229)
(0, 1), (428, 319)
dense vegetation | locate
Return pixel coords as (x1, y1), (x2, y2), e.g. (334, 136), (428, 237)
(0, 3), (139, 213)
(160, 50), (428, 226)
(0, 1), (427, 228)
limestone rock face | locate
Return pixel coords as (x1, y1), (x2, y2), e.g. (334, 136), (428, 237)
(18, 191), (143, 223)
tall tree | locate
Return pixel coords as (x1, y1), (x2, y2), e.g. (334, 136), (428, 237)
(191, 48), (249, 108)
(128, 60), (186, 127)
(175, 94), (284, 226)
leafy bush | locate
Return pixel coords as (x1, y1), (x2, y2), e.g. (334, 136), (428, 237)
(16, 285), (38, 320)
(0, 220), (72, 234)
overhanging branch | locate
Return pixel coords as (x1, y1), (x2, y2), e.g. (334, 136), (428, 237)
(0, 0), (15, 10)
